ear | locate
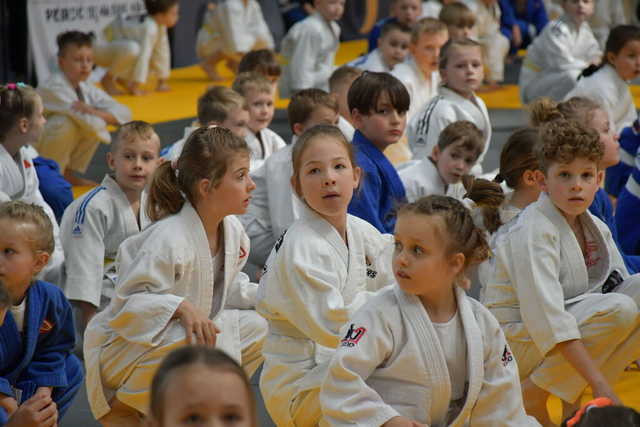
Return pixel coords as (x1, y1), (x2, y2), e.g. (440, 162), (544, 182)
(596, 169), (604, 186)
(292, 122), (304, 136)
(450, 252), (465, 277)
(32, 251), (51, 276)
(430, 145), (441, 162)
(290, 174), (303, 199)
(352, 166), (362, 189)
(106, 152), (116, 171)
(522, 169), (537, 187)
(534, 170), (547, 192)
(351, 108), (364, 129)
(197, 178), (212, 200)
(18, 117), (29, 134)
(606, 51), (616, 65)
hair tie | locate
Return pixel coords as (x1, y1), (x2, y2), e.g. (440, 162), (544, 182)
(565, 397), (614, 427)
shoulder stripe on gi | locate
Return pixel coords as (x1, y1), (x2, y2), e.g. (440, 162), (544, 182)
(74, 186), (107, 226)
(415, 95), (443, 137)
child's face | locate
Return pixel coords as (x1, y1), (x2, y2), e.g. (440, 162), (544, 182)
(202, 153), (255, 216)
(155, 4), (180, 28)
(294, 137), (360, 223)
(107, 135), (161, 195)
(220, 107), (250, 139)
(393, 213), (464, 299)
(411, 30), (449, 75)
(391, 0), (422, 26)
(315, 0), (345, 21)
(432, 141), (478, 184)
(608, 39), (640, 81)
(590, 109), (620, 169)
(540, 158), (603, 223)
(447, 25), (474, 41)
(245, 87), (275, 134)
(379, 29), (411, 69)
(156, 365), (253, 427)
(562, 0), (594, 25)
(353, 91), (407, 150)
(296, 106), (339, 135)
(23, 96), (46, 144)
(0, 220), (49, 303)
(332, 77), (359, 121)
(58, 44), (94, 86)
(440, 45), (483, 98)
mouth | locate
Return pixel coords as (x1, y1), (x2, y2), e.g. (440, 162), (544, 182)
(130, 175), (146, 181)
(322, 192), (340, 199)
(396, 269), (411, 280)
(568, 197), (584, 202)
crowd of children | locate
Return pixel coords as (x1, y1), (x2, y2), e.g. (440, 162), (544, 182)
(2, 0), (640, 425)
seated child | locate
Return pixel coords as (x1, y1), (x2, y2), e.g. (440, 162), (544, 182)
(60, 121), (160, 334)
(400, 120), (483, 202)
(483, 118), (640, 426)
(439, 1), (476, 41)
(146, 346), (256, 427)
(349, 21), (412, 73)
(392, 17), (449, 121)
(232, 72), (285, 170)
(0, 84), (64, 284)
(328, 66), (362, 141)
(163, 86), (249, 161)
(0, 201), (83, 424)
(519, 0), (601, 104)
(241, 88), (339, 279)
(320, 195), (538, 426)
(237, 48), (282, 87)
(37, 31), (132, 186)
(94, 0), (179, 95)
(499, 0), (549, 54)
(279, 0), (345, 98)
(347, 72), (409, 233)
(369, 0), (423, 51)
(197, 0), (275, 81)
(589, 0), (626, 48)
(257, 125), (394, 426)
(408, 39), (491, 171)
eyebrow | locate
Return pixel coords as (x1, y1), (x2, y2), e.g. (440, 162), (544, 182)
(303, 157), (349, 167)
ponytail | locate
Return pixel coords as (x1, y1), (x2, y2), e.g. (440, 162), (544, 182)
(146, 161), (185, 222)
(462, 175), (505, 234)
(528, 97), (562, 127)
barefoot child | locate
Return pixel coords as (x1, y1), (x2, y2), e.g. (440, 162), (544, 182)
(84, 127), (265, 425)
(60, 121), (160, 335)
(257, 125), (394, 426)
(320, 195), (538, 426)
(0, 201), (83, 425)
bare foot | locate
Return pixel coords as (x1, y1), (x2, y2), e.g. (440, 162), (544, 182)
(200, 61), (224, 81)
(64, 170), (98, 186)
(127, 82), (147, 96)
(101, 74), (124, 95)
(156, 81), (171, 92)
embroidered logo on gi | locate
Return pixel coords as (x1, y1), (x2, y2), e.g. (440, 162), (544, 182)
(72, 224), (83, 236)
(365, 256), (377, 279)
(39, 319), (54, 334)
(341, 324), (366, 347)
(239, 247), (247, 259)
(501, 345), (513, 367)
(23, 159), (32, 168)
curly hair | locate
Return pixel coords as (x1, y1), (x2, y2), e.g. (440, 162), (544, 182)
(536, 118), (603, 172)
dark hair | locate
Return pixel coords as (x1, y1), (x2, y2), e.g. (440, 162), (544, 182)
(462, 176), (505, 234)
(0, 201), (55, 255)
(582, 25), (640, 78)
(398, 195), (490, 269)
(529, 96), (601, 129)
(536, 118), (603, 173)
(496, 128), (541, 189)
(144, 0), (178, 15)
(439, 2), (476, 28)
(0, 279), (10, 309)
(57, 30), (93, 56)
(287, 88), (338, 132)
(380, 20), (412, 39)
(147, 127), (250, 221)
(562, 405), (640, 427)
(112, 121), (160, 154)
(328, 66), (363, 93)
(437, 121), (484, 159)
(348, 71), (410, 116)
(0, 83), (39, 141)
(238, 49), (282, 78)
(149, 346), (255, 426)
(197, 86), (245, 125)
(439, 38), (482, 69)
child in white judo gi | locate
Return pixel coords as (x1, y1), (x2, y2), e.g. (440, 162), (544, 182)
(329, 66), (363, 141)
(279, 0), (345, 98)
(320, 195), (538, 427)
(241, 88), (340, 279)
(37, 31), (132, 186)
(408, 38), (491, 171)
(566, 25), (640, 134)
(349, 21), (412, 73)
(369, 0), (423, 51)
(392, 18), (449, 121)
(60, 121), (160, 335)
(400, 120), (484, 202)
(162, 86), (249, 161)
(197, 0), (275, 81)
(95, 0), (179, 95)
(84, 127), (266, 425)
(146, 346), (257, 427)
(0, 202), (83, 425)
(257, 124), (395, 426)
(482, 118), (640, 426)
(0, 84), (64, 285)
(232, 72), (285, 170)
(519, 0), (601, 104)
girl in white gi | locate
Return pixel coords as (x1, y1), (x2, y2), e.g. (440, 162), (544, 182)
(257, 124), (394, 426)
(566, 25), (640, 134)
(349, 21), (412, 73)
(83, 127), (265, 426)
(279, 0), (344, 98)
(37, 31), (131, 186)
(60, 121), (160, 335)
(146, 346), (257, 427)
(94, 0), (179, 96)
(408, 38), (492, 172)
(232, 72), (286, 171)
(197, 0), (274, 81)
(482, 119), (640, 426)
(519, 0), (601, 104)
(0, 84), (63, 285)
(320, 195), (538, 427)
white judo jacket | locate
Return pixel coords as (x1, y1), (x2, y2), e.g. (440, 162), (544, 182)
(398, 157), (467, 203)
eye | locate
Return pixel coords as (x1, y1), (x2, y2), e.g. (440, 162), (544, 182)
(393, 241), (402, 252)
(3, 248), (15, 255)
(559, 171), (570, 178)
(184, 413), (203, 424)
(582, 171), (594, 179)
(143, 155), (154, 161)
(335, 163), (347, 170)
(223, 412), (244, 422)
(308, 167), (320, 175)
(413, 245), (424, 255)
(450, 152), (460, 160)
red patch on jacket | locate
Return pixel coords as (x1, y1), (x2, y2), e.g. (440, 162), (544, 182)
(23, 159), (32, 168)
(39, 319), (54, 334)
(239, 247), (247, 259)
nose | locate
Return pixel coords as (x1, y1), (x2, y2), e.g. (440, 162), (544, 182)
(394, 250), (409, 268)
(323, 170), (337, 186)
(247, 175), (256, 192)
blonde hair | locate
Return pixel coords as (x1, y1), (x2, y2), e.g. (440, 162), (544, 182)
(0, 84), (40, 140)
(112, 121), (159, 154)
(411, 17), (448, 44)
(439, 38), (482, 69)
(0, 201), (54, 255)
(197, 86), (245, 125)
(232, 72), (273, 97)
(439, 2), (476, 28)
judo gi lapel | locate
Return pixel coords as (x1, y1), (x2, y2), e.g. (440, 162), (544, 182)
(222, 216), (244, 313)
(301, 206), (349, 273)
(0, 314), (25, 377)
(102, 175), (148, 235)
(393, 286), (451, 425)
(0, 145), (27, 200)
(353, 131), (406, 201)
